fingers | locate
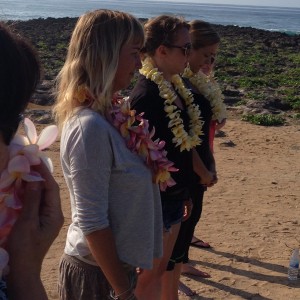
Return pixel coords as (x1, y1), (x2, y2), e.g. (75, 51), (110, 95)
(32, 162), (57, 190)
(32, 162), (60, 208)
(18, 181), (42, 221)
(32, 162), (64, 230)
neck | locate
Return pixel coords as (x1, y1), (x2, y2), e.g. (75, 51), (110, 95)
(189, 65), (199, 74)
(151, 57), (173, 82)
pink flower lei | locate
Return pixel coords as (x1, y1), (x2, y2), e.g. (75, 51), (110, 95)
(110, 95), (178, 191)
(0, 118), (58, 278)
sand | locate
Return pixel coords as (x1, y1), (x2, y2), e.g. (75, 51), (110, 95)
(40, 113), (300, 299)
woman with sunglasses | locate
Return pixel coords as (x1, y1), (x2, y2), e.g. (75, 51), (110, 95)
(130, 15), (204, 300)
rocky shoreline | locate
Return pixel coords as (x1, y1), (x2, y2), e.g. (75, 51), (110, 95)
(7, 17), (300, 124)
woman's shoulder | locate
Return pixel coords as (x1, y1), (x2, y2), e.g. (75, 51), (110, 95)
(130, 75), (159, 99)
(64, 108), (113, 139)
(130, 75), (161, 110)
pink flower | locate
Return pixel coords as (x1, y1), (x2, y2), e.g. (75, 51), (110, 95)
(0, 118), (57, 277)
(11, 118), (58, 172)
(0, 155), (44, 191)
(110, 98), (178, 191)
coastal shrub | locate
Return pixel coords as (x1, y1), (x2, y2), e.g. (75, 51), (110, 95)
(242, 114), (285, 126)
(293, 113), (300, 119)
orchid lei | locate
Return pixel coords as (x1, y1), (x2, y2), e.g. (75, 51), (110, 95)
(139, 56), (203, 152)
(182, 65), (227, 123)
(110, 96), (177, 191)
(0, 118), (58, 278)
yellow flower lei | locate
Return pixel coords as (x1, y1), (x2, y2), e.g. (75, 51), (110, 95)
(139, 57), (203, 152)
(182, 66), (227, 123)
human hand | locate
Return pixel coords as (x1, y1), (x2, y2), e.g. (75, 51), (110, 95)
(199, 171), (215, 187)
(182, 199), (193, 221)
(7, 162), (64, 274)
(211, 172), (218, 185)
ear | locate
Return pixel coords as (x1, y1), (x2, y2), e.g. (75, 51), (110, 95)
(156, 44), (168, 57)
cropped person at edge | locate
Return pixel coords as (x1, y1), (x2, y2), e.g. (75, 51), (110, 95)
(0, 22), (64, 300)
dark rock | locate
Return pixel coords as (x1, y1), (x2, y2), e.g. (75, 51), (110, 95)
(24, 109), (54, 124)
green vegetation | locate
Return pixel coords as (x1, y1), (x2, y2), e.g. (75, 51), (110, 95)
(215, 28), (300, 114)
(12, 19), (300, 125)
(242, 114), (285, 126)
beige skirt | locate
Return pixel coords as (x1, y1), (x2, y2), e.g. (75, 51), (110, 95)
(58, 253), (137, 300)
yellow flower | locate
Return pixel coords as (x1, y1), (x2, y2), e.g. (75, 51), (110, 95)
(182, 66), (227, 123)
(140, 57), (203, 152)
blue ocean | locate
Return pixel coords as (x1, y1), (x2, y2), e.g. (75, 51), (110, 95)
(0, 0), (299, 35)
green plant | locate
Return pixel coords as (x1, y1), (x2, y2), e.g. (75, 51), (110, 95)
(292, 113), (300, 119)
(242, 114), (285, 126)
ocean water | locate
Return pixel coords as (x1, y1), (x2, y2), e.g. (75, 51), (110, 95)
(0, 0), (299, 34)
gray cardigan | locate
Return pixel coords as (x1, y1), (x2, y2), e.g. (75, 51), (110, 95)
(60, 108), (163, 269)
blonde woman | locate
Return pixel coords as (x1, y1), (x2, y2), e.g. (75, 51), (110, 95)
(54, 10), (163, 300)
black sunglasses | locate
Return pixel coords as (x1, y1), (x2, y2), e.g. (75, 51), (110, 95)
(164, 43), (192, 56)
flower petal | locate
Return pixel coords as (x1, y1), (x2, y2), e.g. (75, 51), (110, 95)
(24, 118), (38, 144)
(22, 172), (44, 182)
(7, 155), (30, 174)
(40, 154), (54, 173)
(23, 145), (41, 165)
(36, 125), (58, 150)
(10, 134), (28, 146)
(0, 171), (15, 190)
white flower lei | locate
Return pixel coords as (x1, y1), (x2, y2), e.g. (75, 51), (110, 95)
(139, 56), (203, 152)
(182, 66), (227, 123)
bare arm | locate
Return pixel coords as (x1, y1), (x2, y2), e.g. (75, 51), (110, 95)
(192, 148), (214, 186)
(86, 229), (135, 300)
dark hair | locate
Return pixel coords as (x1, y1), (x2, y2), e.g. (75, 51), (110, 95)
(0, 22), (41, 145)
(142, 15), (190, 56)
(189, 20), (220, 49)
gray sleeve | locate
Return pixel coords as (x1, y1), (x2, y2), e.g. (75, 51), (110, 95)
(67, 117), (113, 235)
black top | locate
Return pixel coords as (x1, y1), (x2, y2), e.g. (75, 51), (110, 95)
(182, 77), (213, 169)
(130, 75), (193, 201)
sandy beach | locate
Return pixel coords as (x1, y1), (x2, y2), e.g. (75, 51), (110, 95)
(38, 110), (300, 300)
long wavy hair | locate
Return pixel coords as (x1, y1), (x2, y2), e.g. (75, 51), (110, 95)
(54, 9), (144, 128)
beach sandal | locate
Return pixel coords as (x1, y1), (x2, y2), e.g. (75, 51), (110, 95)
(178, 281), (197, 297)
(190, 238), (211, 249)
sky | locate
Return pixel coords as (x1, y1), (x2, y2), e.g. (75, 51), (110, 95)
(157, 0), (300, 8)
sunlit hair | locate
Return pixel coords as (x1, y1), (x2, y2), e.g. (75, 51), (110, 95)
(189, 20), (220, 49)
(142, 15), (190, 56)
(0, 22), (41, 145)
(54, 9), (144, 128)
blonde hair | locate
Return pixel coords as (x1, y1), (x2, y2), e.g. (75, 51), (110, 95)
(53, 9), (144, 128)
